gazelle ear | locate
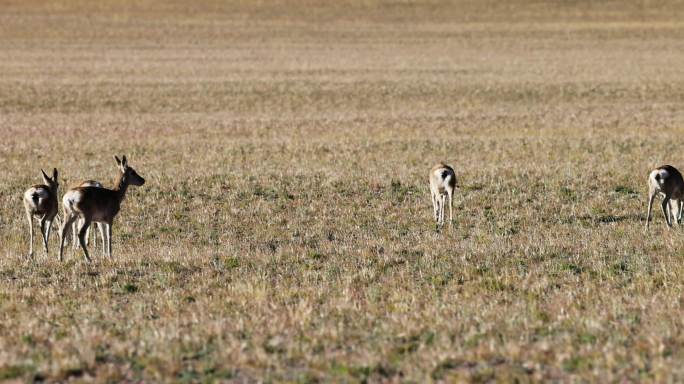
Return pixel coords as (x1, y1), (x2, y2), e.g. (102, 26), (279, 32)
(121, 155), (128, 167)
(41, 169), (50, 184)
(52, 168), (58, 181)
(114, 155), (122, 166)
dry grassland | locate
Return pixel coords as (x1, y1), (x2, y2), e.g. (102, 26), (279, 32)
(3, 0), (684, 381)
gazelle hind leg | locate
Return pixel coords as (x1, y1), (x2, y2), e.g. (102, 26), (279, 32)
(662, 197), (672, 228)
(77, 219), (92, 262)
(39, 216), (48, 253)
(45, 218), (54, 255)
(99, 223), (106, 256)
(91, 223), (99, 249)
(59, 213), (78, 262)
(72, 220), (79, 249)
(439, 194), (446, 226)
(448, 189), (453, 227)
(431, 192), (438, 222)
(671, 200), (680, 226)
(646, 192), (656, 229)
(26, 209), (34, 258)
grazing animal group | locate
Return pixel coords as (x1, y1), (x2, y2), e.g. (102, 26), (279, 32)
(21, 156), (684, 262)
(23, 155), (145, 261)
(428, 162), (684, 231)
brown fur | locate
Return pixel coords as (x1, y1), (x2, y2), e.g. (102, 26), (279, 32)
(429, 162), (457, 227)
(23, 168), (59, 258)
(59, 155), (145, 261)
(647, 165), (684, 229)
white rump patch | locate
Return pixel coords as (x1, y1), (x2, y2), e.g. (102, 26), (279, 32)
(658, 169), (669, 183)
(33, 188), (49, 199)
(24, 187), (48, 202)
(62, 190), (83, 211)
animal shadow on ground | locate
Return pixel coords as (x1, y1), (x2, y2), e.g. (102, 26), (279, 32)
(558, 213), (645, 225)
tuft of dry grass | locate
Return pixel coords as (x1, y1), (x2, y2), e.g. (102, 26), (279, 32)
(3, 0), (684, 381)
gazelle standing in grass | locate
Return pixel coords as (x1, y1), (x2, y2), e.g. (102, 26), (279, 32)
(70, 180), (104, 250)
(429, 162), (457, 228)
(646, 165), (684, 229)
(22, 168), (59, 258)
(59, 155), (145, 261)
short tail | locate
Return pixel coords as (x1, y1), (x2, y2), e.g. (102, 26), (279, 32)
(31, 192), (40, 204)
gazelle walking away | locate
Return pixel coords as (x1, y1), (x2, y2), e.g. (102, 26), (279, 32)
(429, 162), (457, 228)
(59, 155), (145, 261)
(22, 169), (59, 258)
(646, 165), (684, 229)
(70, 180), (104, 250)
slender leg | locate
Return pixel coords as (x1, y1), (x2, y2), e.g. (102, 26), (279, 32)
(448, 189), (453, 226)
(71, 221), (74, 248)
(59, 214), (78, 262)
(646, 192), (656, 229)
(440, 194), (446, 226)
(77, 219), (92, 262)
(671, 200), (680, 226)
(39, 216), (48, 253)
(431, 192), (438, 222)
(72, 220), (79, 249)
(662, 197), (672, 228)
(91, 223), (98, 249)
(98, 224), (106, 255)
(45, 218), (53, 255)
(26, 209), (34, 258)
(678, 200), (684, 224)
(107, 223), (113, 258)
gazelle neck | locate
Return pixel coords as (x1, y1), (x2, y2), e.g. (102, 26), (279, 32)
(113, 171), (129, 202)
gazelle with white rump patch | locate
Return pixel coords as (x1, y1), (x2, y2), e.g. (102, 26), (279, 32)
(22, 169), (59, 258)
(70, 180), (104, 250)
(59, 155), (145, 261)
(429, 162), (457, 228)
(646, 165), (684, 229)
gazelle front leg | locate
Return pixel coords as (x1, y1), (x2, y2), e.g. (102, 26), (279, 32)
(106, 223), (113, 258)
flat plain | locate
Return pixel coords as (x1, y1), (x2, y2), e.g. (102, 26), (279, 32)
(3, 0), (684, 381)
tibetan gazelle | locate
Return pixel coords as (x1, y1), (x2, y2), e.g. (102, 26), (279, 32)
(429, 162), (457, 228)
(70, 180), (104, 249)
(58, 155), (145, 261)
(646, 165), (684, 229)
(22, 168), (59, 258)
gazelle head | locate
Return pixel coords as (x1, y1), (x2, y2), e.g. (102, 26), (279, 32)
(114, 155), (145, 187)
(41, 168), (59, 192)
